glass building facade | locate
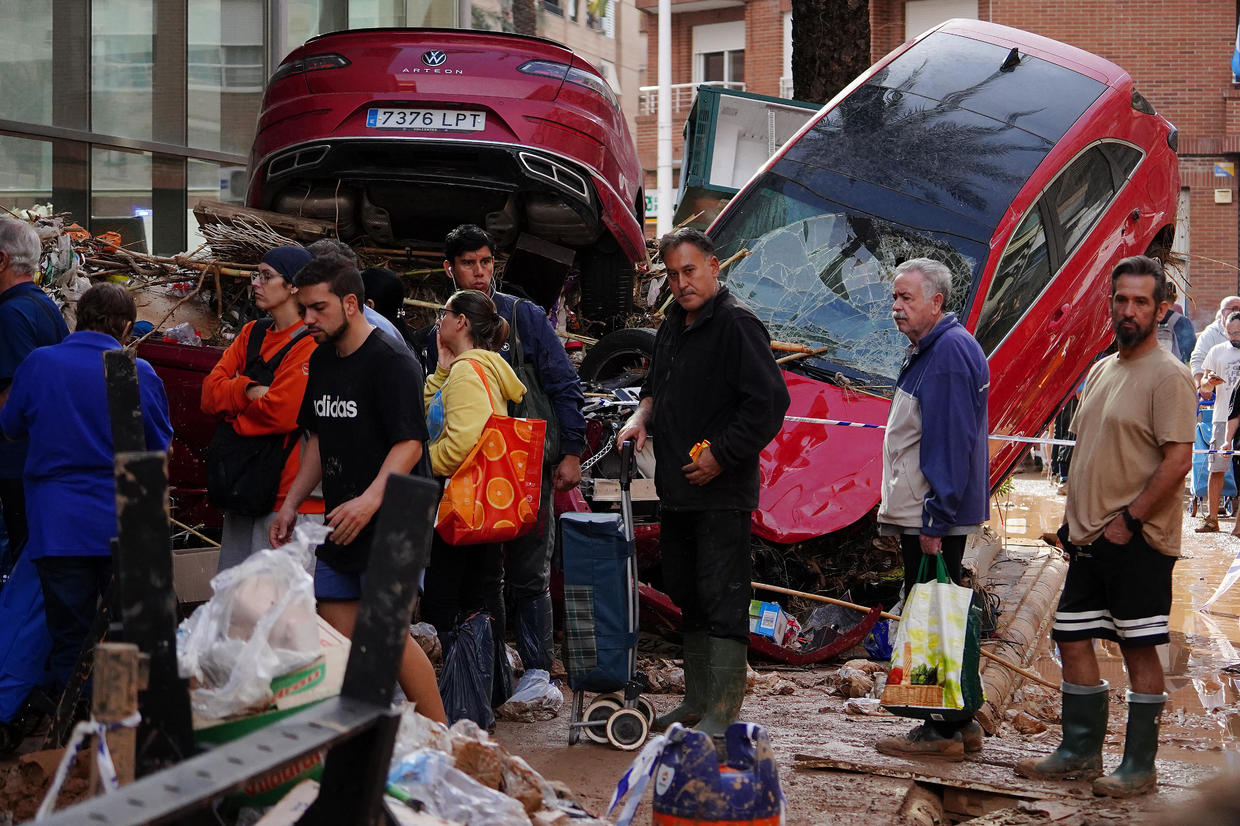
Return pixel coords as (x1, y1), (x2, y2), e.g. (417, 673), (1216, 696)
(0, 0), (458, 254)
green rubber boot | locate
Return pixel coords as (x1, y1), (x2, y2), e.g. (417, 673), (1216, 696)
(695, 637), (749, 739)
(1092, 691), (1167, 798)
(653, 632), (708, 731)
(1014, 681), (1109, 781)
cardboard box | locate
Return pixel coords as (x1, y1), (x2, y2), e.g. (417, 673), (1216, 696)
(171, 546), (220, 604)
(748, 600), (789, 642)
(193, 616), (351, 805)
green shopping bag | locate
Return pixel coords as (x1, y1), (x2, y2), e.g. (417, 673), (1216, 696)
(880, 554), (984, 722)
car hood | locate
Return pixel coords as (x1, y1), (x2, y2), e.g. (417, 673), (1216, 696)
(754, 370), (889, 544)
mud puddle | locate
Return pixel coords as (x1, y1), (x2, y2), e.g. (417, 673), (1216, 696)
(999, 471), (1240, 772)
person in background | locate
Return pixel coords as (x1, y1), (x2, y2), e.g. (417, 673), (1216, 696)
(270, 253), (445, 723)
(0, 283), (171, 705)
(416, 225), (586, 689)
(1017, 255), (1194, 797)
(1155, 281), (1194, 365)
(1189, 295), (1240, 383)
(1194, 311), (1240, 532)
(874, 258), (990, 761)
(0, 219), (69, 570)
(361, 266), (418, 349)
(420, 289), (525, 665)
(617, 228), (789, 738)
(201, 246), (323, 570)
(305, 239), (408, 347)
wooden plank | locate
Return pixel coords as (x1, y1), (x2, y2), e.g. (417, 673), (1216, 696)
(90, 643), (141, 791)
(591, 477), (658, 502)
(791, 754), (1066, 801)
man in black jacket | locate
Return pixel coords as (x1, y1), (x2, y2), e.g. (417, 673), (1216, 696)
(618, 228), (789, 737)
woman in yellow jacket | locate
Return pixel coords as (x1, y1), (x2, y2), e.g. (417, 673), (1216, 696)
(422, 289), (526, 665)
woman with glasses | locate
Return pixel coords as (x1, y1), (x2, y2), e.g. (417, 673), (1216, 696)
(421, 290), (526, 700)
(201, 245), (325, 571)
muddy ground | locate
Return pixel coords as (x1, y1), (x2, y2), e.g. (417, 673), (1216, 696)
(5, 470), (1239, 824)
(495, 471), (1239, 824)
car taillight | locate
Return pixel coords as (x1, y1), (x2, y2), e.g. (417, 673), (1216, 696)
(270, 53), (350, 83)
(518, 60), (618, 109)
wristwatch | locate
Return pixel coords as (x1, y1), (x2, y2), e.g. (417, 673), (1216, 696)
(1121, 507), (1143, 534)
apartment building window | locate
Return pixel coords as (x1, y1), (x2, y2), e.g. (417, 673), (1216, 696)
(544, 0), (564, 17)
(693, 20), (744, 86)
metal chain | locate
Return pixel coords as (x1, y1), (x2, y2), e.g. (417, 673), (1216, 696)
(580, 436), (615, 473)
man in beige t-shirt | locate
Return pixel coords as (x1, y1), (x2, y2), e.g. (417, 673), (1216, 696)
(1016, 256), (1194, 799)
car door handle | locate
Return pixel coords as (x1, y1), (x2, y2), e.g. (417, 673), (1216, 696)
(1049, 303), (1071, 330)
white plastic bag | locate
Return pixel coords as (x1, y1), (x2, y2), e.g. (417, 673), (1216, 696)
(495, 669), (562, 722)
(176, 523), (331, 719)
(387, 748), (531, 826)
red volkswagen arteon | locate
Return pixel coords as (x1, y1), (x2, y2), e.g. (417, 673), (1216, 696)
(247, 28), (647, 326)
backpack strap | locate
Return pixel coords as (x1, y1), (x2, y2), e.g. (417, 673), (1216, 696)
(0, 289), (64, 337)
(243, 319), (311, 380)
(260, 326), (312, 373)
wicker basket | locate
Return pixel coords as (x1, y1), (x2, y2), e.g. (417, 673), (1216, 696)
(881, 683), (943, 707)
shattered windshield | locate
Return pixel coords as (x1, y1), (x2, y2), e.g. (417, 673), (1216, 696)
(713, 173), (984, 394)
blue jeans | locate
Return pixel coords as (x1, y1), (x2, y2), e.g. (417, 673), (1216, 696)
(33, 556), (111, 694)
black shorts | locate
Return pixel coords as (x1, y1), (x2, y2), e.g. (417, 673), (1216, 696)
(1051, 530), (1175, 648)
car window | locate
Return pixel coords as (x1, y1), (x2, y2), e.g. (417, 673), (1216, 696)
(974, 206), (1051, 355)
(1051, 147), (1116, 255)
(712, 172), (984, 390)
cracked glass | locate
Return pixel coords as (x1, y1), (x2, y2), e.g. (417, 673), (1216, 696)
(714, 174), (983, 395)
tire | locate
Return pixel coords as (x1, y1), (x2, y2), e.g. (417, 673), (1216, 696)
(578, 327), (656, 388)
(634, 695), (656, 726)
(579, 247), (636, 333)
(583, 697), (621, 745)
(605, 707), (649, 751)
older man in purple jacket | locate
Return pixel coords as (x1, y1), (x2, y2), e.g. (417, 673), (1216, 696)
(876, 257), (990, 761)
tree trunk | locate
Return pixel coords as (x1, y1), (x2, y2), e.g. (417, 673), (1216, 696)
(790, 0), (870, 104)
(512, 0), (538, 35)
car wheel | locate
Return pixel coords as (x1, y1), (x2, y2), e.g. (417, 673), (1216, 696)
(579, 247), (636, 333)
(578, 327), (656, 388)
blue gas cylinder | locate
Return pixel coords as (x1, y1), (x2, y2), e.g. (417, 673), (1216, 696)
(651, 723), (784, 826)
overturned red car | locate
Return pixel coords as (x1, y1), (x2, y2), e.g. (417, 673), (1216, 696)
(680, 20), (1179, 543)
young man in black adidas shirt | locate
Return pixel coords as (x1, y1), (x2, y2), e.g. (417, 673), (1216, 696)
(270, 252), (445, 723)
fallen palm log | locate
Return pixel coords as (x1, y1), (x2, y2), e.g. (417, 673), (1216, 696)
(750, 580), (1058, 690)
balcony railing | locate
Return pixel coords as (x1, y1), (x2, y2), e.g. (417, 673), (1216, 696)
(638, 81), (745, 116)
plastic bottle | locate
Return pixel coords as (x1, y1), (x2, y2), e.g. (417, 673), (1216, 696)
(164, 322), (202, 346)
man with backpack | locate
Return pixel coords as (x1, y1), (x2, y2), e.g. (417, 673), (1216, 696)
(201, 245), (324, 570)
(0, 219), (69, 568)
(414, 225), (586, 687)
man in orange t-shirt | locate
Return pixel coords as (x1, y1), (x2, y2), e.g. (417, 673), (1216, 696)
(201, 245), (324, 570)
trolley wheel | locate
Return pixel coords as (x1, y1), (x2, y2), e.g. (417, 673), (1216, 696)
(635, 695), (656, 726)
(568, 691), (585, 745)
(1190, 497), (1199, 517)
(606, 708), (649, 751)
(596, 691), (625, 705)
(584, 697), (621, 745)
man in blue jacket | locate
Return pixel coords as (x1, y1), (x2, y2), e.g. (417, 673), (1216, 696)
(1, 283), (172, 703)
(0, 219), (70, 568)
(876, 257), (990, 761)
(416, 225), (586, 685)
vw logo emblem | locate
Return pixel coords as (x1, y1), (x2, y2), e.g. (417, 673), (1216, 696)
(422, 50), (447, 67)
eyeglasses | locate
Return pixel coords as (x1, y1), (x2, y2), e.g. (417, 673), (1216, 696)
(436, 307), (455, 321)
(250, 270), (278, 285)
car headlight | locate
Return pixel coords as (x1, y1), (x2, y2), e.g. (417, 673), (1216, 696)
(270, 53), (351, 83)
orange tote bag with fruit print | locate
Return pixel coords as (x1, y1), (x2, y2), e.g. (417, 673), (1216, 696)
(436, 360), (546, 545)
